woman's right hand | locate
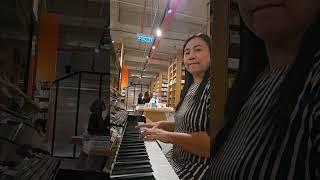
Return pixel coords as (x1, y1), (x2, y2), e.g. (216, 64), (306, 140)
(135, 121), (163, 129)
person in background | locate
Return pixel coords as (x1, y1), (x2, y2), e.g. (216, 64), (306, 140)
(207, 0), (320, 179)
(137, 34), (212, 179)
(137, 92), (144, 104)
(87, 99), (108, 135)
(142, 91), (151, 104)
(86, 99), (108, 170)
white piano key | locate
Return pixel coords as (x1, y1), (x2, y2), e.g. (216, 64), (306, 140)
(144, 141), (180, 180)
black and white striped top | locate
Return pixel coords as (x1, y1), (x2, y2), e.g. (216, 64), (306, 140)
(207, 56), (320, 179)
(166, 81), (210, 179)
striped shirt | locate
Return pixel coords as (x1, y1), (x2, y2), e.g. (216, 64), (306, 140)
(207, 56), (320, 179)
(166, 81), (210, 179)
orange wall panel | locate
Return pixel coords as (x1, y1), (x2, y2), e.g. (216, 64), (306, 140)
(36, 13), (58, 81)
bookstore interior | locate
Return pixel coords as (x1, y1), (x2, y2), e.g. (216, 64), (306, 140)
(0, 0), (243, 179)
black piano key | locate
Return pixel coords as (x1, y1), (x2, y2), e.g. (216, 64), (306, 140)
(112, 166), (153, 176)
(114, 160), (150, 166)
(117, 151), (148, 157)
(116, 155), (149, 162)
(120, 142), (144, 145)
(119, 144), (145, 148)
(118, 148), (147, 153)
(121, 139), (144, 143)
(111, 173), (155, 180)
(113, 164), (152, 171)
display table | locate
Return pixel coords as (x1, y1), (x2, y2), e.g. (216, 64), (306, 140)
(136, 106), (175, 122)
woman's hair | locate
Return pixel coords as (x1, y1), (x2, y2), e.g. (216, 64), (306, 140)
(90, 99), (106, 113)
(144, 91), (150, 98)
(138, 92), (143, 98)
(217, 18), (320, 152)
(176, 33), (211, 110)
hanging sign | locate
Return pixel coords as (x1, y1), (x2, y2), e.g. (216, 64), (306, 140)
(136, 33), (155, 43)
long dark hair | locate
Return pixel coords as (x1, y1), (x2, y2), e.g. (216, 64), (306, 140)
(176, 34), (211, 110)
(217, 19), (320, 152)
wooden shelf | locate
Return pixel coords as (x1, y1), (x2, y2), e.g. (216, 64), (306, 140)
(167, 49), (184, 108)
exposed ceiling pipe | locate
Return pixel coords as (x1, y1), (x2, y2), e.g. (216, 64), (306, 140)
(150, 0), (180, 59)
(141, 0), (147, 33)
(111, 0), (207, 22)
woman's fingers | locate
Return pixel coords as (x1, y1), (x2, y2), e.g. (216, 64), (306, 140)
(144, 134), (157, 141)
(135, 122), (153, 129)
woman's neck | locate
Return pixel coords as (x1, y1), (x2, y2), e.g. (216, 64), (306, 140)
(193, 73), (205, 84)
(265, 34), (303, 69)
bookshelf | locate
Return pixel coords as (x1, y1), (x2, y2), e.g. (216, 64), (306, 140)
(154, 72), (168, 103)
(167, 49), (185, 108)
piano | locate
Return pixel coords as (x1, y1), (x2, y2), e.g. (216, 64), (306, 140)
(110, 115), (179, 180)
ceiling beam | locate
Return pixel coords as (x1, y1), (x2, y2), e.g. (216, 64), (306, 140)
(127, 66), (164, 73)
(124, 55), (169, 66)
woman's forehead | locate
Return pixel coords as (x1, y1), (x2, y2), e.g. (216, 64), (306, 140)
(185, 38), (207, 49)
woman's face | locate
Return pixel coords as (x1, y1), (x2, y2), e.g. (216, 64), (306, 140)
(183, 37), (210, 76)
(237, 0), (320, 43)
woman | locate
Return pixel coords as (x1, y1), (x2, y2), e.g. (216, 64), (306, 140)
(207, 0), (320, 179)
(137, 34), (211, 179)
(142, 91), (151, 104)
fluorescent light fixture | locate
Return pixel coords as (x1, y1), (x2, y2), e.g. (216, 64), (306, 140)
(156, 29), (162, 37)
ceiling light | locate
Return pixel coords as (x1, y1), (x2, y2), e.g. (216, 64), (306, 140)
(168, 9), (172, 14)
(156, 29), (162, 37)
(112, 40), (115, 43)
(147, 56), (149, 59)
(152, 46), (155, 49)
(139, 76), (142, 79)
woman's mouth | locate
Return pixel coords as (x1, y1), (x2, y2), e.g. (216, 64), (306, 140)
(189, 62), (199, 67)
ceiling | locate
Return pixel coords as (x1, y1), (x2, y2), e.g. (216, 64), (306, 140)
(110, 0), (209, 85)
(45, 0), (209, 84)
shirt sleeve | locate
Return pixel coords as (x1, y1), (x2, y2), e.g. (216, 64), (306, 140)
(311, 88), (320, 178)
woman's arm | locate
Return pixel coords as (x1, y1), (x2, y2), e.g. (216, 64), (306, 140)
(158, 121), (175, 132)
(142, 128), (210, 158)
(136, 121), (175, 132)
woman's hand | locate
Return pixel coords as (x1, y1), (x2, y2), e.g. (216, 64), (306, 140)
(135, 121), (159, 129)
(135, 121), (167, 129)
(136, 121), (175, 132)
(140, 128), (172, 143)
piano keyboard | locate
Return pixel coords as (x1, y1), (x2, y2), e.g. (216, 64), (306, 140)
(110, 117), (179, 180)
